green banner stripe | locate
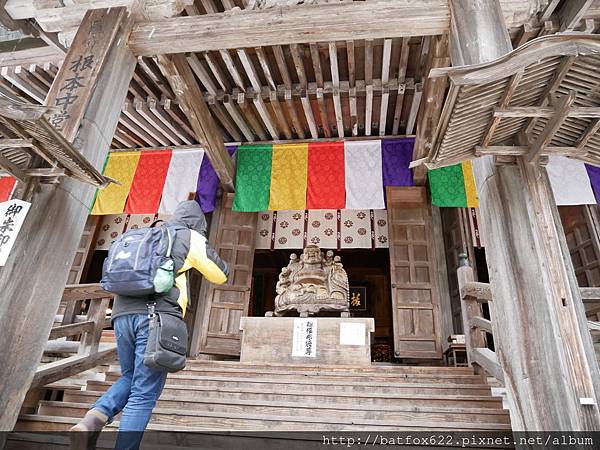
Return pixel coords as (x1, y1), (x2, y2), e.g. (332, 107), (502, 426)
(233, 145), (273, 212)
(428, 163), (468, 207)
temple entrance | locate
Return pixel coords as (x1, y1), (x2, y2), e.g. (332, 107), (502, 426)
(252, 248), (393, 362)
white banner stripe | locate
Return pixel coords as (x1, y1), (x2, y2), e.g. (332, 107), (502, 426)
(344, 140), (385, 209)
(159, 148), (204, 214)
(547, 156), (596, 206)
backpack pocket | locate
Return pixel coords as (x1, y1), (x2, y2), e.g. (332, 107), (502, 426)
(153, 257), (175, 293)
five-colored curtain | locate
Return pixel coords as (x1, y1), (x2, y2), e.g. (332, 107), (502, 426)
(91, 147), (236, 215)
(233, 138), (415, 212)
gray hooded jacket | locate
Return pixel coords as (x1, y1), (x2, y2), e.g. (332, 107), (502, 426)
(110, 201), (230, 321)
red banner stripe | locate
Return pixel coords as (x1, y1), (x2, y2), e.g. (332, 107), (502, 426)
(306, 142), (345, 209)
(0, 177), (16, 202)
(125, 150), (172, 214)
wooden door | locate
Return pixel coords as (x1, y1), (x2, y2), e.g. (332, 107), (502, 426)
(387, 186), (442, 359)
(198, 193), (257, 356)
(441, 208), (477, 333)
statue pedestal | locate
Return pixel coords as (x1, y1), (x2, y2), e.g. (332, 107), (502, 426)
(239, 317), (375, 366)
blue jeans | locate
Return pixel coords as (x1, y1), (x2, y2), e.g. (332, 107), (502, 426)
(93, 314), (168, 450)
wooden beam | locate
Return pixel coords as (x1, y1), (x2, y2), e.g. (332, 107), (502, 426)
(482, 70), (523, 146)
(392, 37), (410, 135)
(45, 8), (127, 142)
(495, 106), (600, 119)
(30, 345), (117, 389)
(328, 42), (344, 138)
(577, 118), (600, 151)
(129, 1), (450, 55)
(470, 316), (493, 334)
(559, 0), (594, 31)
(364, 39), (374, 136)
(0, 8), (136, 431)
(413, 34), (449, 184)
(0, 151), (27, 181)
(475, 145), (581, 157)
(526, 91), (576, 162)
(379, 38), (392, 137)
(471, 348), (504, 383)
(158, 53), (235, 191)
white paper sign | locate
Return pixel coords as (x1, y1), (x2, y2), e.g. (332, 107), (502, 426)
(292, 318), (317, 357)
(0, 199), (31, 266)
(339, 322), (366, 346)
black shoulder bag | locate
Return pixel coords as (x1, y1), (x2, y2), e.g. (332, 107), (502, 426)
(143, 303), (188, 373)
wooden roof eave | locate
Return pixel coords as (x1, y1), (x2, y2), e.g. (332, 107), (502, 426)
(430, 33), (600, 86)
(0, 93), (113, 188)
(419, 34), (600, 170)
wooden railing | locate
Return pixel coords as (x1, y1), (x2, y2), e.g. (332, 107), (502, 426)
(457, 256), (600, 383)
(31, 284), (115, 389)
(456, 254), (504, 383)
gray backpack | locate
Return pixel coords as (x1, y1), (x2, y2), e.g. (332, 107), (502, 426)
(101, 225), (177, 297)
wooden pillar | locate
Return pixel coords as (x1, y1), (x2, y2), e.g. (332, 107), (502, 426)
(0, 8), (136, 430)
(449, 0), (600, 431)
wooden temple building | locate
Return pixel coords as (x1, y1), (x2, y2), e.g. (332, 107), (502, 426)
(1, 0), (600, 447)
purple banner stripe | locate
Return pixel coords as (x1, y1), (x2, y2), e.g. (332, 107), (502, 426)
(382, 138), (415, 187)
(585, 163), (600, 204)
(196, 146), (237, 213)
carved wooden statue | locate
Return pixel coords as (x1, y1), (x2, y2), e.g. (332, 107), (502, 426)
(269, 245), (350, 317)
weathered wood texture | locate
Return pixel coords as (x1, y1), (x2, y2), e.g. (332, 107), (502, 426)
(387, 186), (443, 359)
(0, 8), (136, 431)
(158, 53), (235, 191)
(422, 34), (600, 170)
(127, 0), (540, 56)
(449, 0), (600, 431)
(198, 193), (257, 356)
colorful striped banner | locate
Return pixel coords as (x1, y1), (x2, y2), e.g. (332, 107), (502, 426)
(306, 142), (345, 209)
(233, 145), (273, 212)
(125, 150), (172, 214)
(269, 144), (308, 210)
(91, 152), (141, 215)
(0, 177), (16, 202)
(196, 146), (237, 213)
(428, 161), (479, 208)
(233, 139), (412, 212)
(159, 148), (204, 214)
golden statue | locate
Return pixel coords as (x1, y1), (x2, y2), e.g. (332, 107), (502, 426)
(269, 245), (350, 317)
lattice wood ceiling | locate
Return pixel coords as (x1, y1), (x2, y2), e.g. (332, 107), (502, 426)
(419, 34), (600, 168)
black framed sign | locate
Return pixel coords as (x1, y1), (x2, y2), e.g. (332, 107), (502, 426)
(349, 286), (367, 311)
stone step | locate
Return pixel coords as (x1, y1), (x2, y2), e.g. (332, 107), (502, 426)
(65, 386), (504, 410)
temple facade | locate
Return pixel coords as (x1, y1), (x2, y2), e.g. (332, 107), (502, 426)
(0, 0), (600, 447)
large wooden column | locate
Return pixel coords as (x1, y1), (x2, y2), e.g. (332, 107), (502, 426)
(0, 9), (136, 430)
(449, 0), (600, 431)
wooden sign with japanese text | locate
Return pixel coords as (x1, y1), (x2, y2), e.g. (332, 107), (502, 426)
(0, 199), (31, 266)
(45, 7), (127, 142)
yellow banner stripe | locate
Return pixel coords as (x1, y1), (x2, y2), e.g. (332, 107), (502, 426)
(269, 144), (308, 210)
(91, 152), (141, 215)
(461, 160), (479, 208)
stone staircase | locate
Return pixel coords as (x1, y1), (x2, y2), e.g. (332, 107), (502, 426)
(9, 361), (511, 448)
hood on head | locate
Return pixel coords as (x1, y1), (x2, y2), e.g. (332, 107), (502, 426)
(170, 200), (207, 235)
